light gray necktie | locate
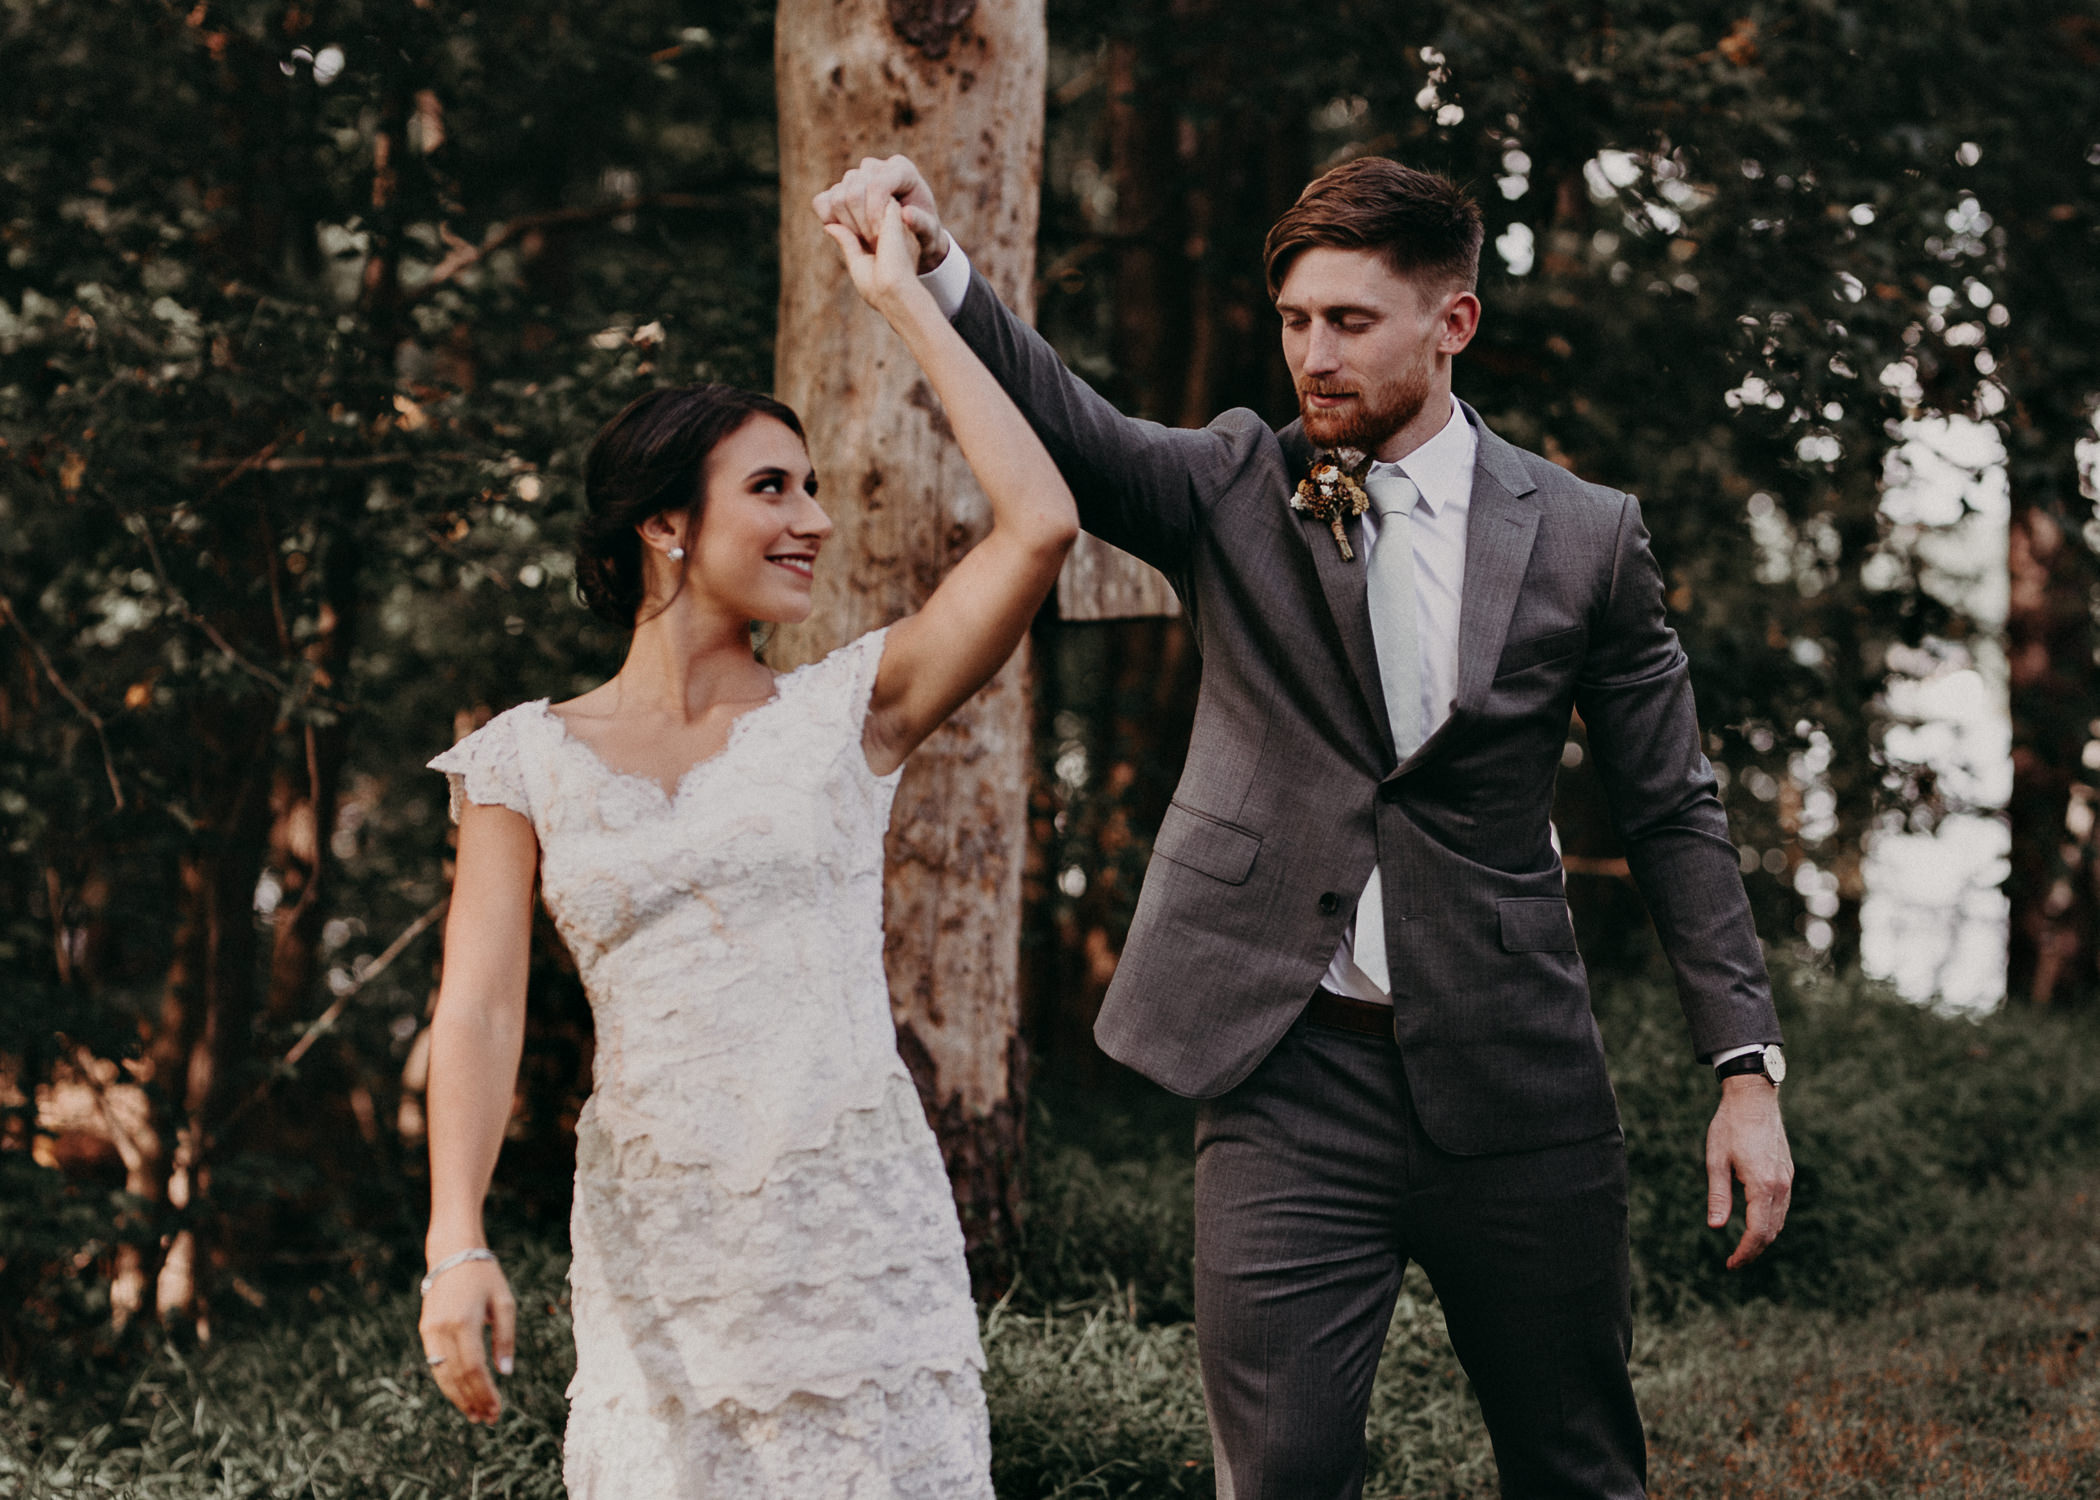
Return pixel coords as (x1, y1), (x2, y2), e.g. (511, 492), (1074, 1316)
(1353, 467), (1423, 993)
(1363, 468), (1425, 761)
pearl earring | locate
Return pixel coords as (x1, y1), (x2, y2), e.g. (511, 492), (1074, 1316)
(668, 546), (686, 561)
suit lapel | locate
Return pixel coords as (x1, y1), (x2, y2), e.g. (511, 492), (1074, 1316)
(1278, 421), (1396, 761)
(1279, 406), (1544, 770)
(1450, 413), (1543, 718)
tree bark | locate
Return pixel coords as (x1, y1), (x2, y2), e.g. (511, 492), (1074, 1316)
(773, 0), (1046, 1289)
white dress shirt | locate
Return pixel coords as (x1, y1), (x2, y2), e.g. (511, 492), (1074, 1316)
(918, 241), (1755, 1064)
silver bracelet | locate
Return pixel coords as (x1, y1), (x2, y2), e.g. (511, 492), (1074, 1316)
(420, 1247), (498, 1297)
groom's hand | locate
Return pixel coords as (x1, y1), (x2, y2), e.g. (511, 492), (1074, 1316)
(1706, 1075), (1793, 1269)
(813, 155), (951, 276)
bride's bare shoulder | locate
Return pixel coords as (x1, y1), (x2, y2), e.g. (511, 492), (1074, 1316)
(546, 680), (621, 725)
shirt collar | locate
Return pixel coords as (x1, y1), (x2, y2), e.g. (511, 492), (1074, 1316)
(1368, 395), (1475, 517)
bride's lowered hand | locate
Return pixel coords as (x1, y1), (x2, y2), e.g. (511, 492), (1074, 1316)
(819, 197), (1079, 777)
(419, 1251), (517, 1425)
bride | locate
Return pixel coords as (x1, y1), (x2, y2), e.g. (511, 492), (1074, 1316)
(416, 197), (1075, 1496)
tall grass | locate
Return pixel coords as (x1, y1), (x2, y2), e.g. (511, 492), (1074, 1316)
(7, 972), (2100, 1497)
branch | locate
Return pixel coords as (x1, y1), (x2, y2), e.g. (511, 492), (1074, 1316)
(202, 437), (282, 499)
(208, 896), (450, 1147)
(126, 513), (289, 693)
(46, 867), (74, 985)
(186, 450), (477, 473)
(282, 897), (450, 1069)
(256, 497), (292, 654)
(0, 587), (125, 810)
(414, 192), (707, 297)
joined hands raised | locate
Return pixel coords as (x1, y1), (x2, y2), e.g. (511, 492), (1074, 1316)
(821, 196), (929, 316)
(813, 155), (951, 278)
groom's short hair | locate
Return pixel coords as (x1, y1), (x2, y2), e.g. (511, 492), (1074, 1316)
(1263, 157), (1484, 298)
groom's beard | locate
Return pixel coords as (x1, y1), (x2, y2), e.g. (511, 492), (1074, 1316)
(1297, 360), (1433, 452)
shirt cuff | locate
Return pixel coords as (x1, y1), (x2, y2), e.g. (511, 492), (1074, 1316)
(1710, 1043), (1763, 1070)
(919, 237), (973, 321)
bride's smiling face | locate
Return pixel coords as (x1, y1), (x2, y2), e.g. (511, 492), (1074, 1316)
(654, 415), (832, 624)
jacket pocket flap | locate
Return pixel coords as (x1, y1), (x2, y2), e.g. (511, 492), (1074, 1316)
(1494, 625), (1585, 678)
(1499, 897), (1577, 953)
(1154, 802), (1261, 886)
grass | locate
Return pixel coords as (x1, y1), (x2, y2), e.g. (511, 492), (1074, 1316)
(8, 974), (2100, 1497)
(991, 1170), (2100, 1499)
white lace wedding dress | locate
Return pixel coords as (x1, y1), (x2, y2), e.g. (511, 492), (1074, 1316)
(428, 629), (993, 1498)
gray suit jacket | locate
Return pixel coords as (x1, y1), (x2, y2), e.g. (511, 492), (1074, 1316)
(955, 273), (1781, 1155)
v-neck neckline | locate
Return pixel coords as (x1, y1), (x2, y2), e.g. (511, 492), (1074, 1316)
(538, 672), (793, 806)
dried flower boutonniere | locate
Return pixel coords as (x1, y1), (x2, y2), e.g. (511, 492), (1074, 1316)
(1290, 448), (1371, 560)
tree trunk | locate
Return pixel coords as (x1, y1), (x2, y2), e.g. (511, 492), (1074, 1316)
(1997, 132), (2100, 1005)
(1057, 33), (1180, 623)
(773, 0), (1046, 1290)
(2005, 452), (2100, 1004)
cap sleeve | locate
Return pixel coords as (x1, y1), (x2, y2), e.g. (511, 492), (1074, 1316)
(428, 705), (538, 824)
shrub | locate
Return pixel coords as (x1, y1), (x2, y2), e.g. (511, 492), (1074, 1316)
(1602, 965), (2100, 1316)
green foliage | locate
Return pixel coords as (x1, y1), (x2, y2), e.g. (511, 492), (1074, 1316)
(1607, 968), (2100, 1314)
(984, 1301), (1212, 1498)
(1013, 1078), (1198, 1324)
(0, 1158), (142, 1374)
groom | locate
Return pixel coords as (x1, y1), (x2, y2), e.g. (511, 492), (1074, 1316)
(819, 155), (1792, 1498)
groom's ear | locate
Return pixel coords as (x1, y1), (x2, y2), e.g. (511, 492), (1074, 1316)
(1436, 289), (1482, 356)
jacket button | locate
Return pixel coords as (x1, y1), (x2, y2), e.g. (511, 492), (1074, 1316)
(1379, 782), (1403, 804)
(1318, 892), (1341, 915)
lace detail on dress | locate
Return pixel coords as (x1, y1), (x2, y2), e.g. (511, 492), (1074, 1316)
(432, 630), (988, 1497)
(567, 1073), (982, 1414)
(563, 1365), (992, 1500)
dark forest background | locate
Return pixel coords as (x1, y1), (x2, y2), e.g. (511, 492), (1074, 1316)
(4, 0), (2099, 1375)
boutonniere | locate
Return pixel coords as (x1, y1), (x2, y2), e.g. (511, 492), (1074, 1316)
(1290, 448), (1371, 560)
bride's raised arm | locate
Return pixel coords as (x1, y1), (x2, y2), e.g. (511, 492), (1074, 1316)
(819, 198), (1078, 778)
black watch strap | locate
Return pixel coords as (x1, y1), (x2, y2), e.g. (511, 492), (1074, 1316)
(1714, 1049), (1772, 1082)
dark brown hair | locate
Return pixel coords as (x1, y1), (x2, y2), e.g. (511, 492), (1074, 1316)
(575, 384), (807, 626)
(1263, 157), (1485, 298)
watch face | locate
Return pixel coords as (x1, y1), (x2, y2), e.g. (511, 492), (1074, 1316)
(1762, 1044), (1787, 1085)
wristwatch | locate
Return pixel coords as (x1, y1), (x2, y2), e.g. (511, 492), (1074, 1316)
(1714, 1044), (1786, 1087)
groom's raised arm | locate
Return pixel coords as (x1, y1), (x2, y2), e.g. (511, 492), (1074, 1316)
(817, 155), (1263, 578)
(932, 247), (1249, 575)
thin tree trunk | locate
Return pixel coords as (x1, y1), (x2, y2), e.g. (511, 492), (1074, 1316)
(145, 702), (277, 1332)
(1058, 33), (1180, 623)
(2006, 467), (2100, 1004)
(774, 0), (1047, 1289)
(264, 534), (359, 1022)
(1999, 151), (2100, 1005)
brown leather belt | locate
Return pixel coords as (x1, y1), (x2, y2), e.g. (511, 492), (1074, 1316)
(1304, 988), (1396, 1040)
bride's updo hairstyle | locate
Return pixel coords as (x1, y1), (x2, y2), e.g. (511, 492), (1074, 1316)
(575, 383), (808, 626)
